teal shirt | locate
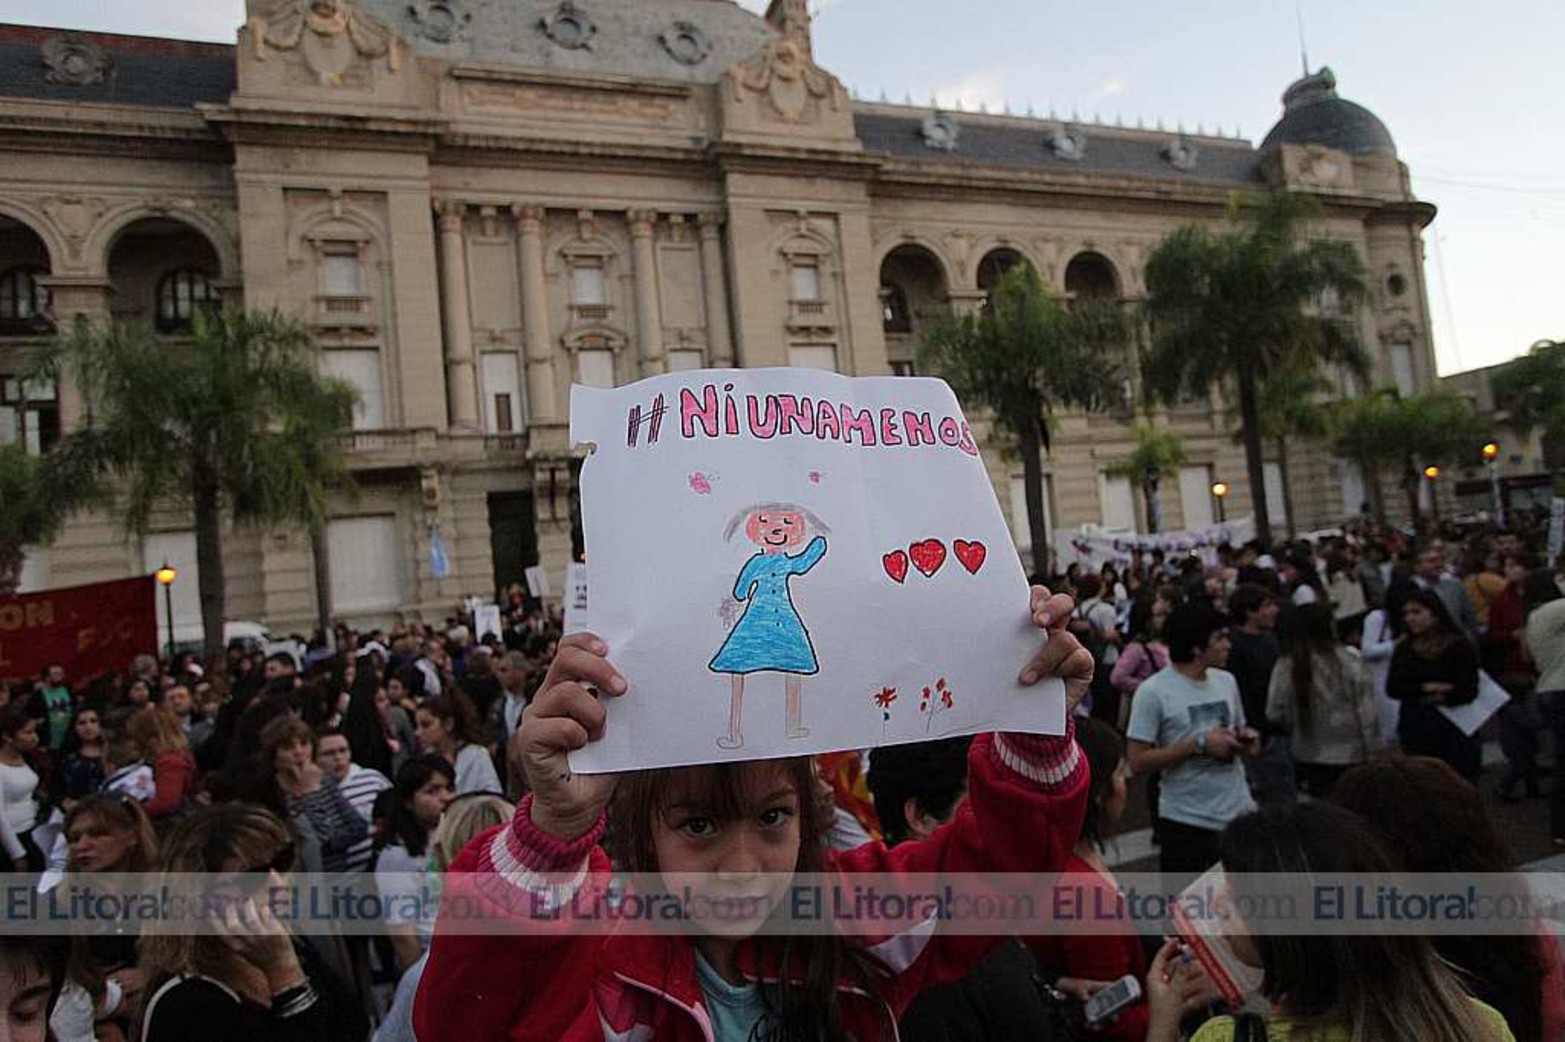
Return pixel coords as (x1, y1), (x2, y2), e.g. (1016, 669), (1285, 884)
(694, 951), (780, 1042)
(41, 686), (72, 751)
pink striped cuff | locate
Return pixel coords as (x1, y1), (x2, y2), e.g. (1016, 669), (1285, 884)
(479, 794), (605, 912)
(993, 719), (1084, 790)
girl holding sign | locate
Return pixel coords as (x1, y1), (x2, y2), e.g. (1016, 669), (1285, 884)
(709, 503), (831, 751)
(415, 585), (1093, 1042)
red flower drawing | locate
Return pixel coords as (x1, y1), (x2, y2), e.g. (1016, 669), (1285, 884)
(921, 678), (955, 733)
(873, 687), (897, 709)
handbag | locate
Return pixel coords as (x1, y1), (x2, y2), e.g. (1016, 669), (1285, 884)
(1031, 975), (1087, 1042)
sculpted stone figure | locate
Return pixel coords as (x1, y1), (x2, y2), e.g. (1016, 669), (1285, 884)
(249, 0), (400, 86)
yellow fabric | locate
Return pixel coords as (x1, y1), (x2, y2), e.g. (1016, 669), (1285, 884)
(1190, 1000), (1515, 1042)
(1465, 572), (1506, 628)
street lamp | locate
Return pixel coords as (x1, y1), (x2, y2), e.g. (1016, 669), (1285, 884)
(1211, 481), (1229, 523)
(1482, 441), (1506, 527)
(154, 562), (177, 662)
(1422, 466), (1442, 527)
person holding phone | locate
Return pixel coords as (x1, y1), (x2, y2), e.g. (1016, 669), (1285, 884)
(1127, 603), (1260, 880)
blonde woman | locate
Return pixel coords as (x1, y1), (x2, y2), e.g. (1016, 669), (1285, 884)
(373, 792), (515, 1042)
(140, 803), (367, 1042)
(125, 708), (196, 820)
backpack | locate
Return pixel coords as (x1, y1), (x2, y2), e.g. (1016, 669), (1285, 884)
(1067, 600), (1117, 719)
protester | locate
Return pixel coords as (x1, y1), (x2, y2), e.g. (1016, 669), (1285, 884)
(413, 587), (1094, 1042)
(0, 708), (44, 872)
(50, 706), (106, 812)
(373, 792), (515, 1042)
(342, 670), (398, 779)
(485, 650), (534, 799)
(313, 727), (389, 875)
(1127, 601), (1259, 877)
(1386, 588), (1483, 780)
(375, 754), (455, 972)
(1334, 757), (1561, 1042)
(35, 664), (74, 755)
(1489, 554), (1543, 802)
(140, 803), (368, 1041)
(1414, 539), (1480, 638)
(1267, 602), (1382, 798)
(1225, 583), (1294, 806)
(259, 716), (367, 874)
(1523, 571), (1565, 844)
(1029, 718), (1149, 1042)
(1110, 587), (1174, 731)
(0, 938), (70, 1042)
(1144, 802), (1515, 1042)
(126, 708), (197, 820)
(413, 692), (501, 795)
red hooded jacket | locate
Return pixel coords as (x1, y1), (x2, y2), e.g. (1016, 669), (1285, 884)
(413, 726), (1087, 1042)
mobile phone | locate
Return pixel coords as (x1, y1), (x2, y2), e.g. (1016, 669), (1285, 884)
(1084, 974), (1143, 1025)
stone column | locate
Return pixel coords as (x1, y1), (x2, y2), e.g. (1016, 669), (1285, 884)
(39, 276), (112, 434)
(512, 204), (557, 423)
(435, 200), (480, 431)
(697, 213), (734, 367)
(627, 209), (665, 375)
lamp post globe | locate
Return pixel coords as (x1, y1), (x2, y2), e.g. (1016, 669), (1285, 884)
(154, 561), (177, 662)
(1210, 481), (1229, 523)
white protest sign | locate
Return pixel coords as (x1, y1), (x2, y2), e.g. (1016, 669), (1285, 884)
(524, 565), (551, 599)
(472, 604), (502, 643)
(568, 368), (1065, 773)
(563, 562), (590, 635)
(1054, 517), (1257, 571)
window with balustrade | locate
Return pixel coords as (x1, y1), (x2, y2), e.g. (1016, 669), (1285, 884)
(154, 269), (219, 334)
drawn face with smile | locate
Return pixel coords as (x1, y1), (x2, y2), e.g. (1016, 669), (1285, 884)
(745, 510), (806, 553)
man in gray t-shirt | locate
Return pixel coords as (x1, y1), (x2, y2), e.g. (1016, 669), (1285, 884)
(1127, 602), (1259, 879)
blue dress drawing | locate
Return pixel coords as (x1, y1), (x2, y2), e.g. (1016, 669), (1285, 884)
(708, 536), (828, 676)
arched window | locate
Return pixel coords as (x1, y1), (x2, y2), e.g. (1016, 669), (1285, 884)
(155, 269), (218, 334)
(1064, 252), (1119, 301)
(977, 249), (1025, 294)
(880, 283), (911, 334)
(0, 266), (51, 331)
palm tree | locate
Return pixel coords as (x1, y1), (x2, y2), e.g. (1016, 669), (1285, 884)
(1328, 390), (1399, 521)
(0, 443), (91, 596)
(1105, 424), (1185, 533)
(34, 309), (357, 658)
(920, 264), (1129, 576)
(1380, 389), (1486, 525)
(1142, 191), (1369, 547)
(1252, 364), (1334, 539)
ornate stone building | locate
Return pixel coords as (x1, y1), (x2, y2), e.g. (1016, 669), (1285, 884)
(0, 0), (1438, 635)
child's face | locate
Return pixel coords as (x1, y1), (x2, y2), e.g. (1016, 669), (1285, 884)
(745, 510), (806, 552)
(652, 763), (803, 938)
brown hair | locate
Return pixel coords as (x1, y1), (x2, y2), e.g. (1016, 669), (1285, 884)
(126, 707), (189, 759)
(141, 803), (295, 985)
(609, 759), (890, 1042)
(259, 714), (315, 767)
(419, 690), (482, 746)
(64, 793), (158, 874)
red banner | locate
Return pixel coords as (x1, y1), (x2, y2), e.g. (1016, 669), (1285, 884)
(0, 576), (158, 688)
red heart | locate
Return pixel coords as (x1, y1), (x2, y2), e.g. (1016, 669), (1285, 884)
(882, 550), (909, 584)
(909, 539), (946, 578)
(954, 539), (987, 575)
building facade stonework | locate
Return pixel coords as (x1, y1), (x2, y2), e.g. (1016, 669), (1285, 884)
(0, 1), (1438, 634)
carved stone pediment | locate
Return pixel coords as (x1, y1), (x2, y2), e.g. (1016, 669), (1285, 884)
(724, 37), (845, 126)
(249, 0), (401, 87)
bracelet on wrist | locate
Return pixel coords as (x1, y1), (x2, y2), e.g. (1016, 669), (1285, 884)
(1194, 731), (1207, 756)
(272, 979), (318, 1019)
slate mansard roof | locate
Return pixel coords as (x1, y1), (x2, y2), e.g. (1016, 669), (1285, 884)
(0, 24), (234, 109)
(853, 107), (1267, 187)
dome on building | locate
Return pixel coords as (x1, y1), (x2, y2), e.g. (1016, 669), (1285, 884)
(1261, 67), (1396, 157)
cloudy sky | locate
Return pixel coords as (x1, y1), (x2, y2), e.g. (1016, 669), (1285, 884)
(4, 0), (1560, 375)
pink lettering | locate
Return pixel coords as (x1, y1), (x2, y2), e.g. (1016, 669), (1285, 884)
(902, 411), (935, 446)
(937, 417), (962, 447)
(879, 408), (903, 446)
(681, 385), (720, 439)
(816, 399), (842, 441)
(840, 405), (877, 446)
(778, 395), (817, 436)
(747, 394), (780, 439)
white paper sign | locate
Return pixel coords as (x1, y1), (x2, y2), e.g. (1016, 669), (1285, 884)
(568, 368), (1065, 772)
(563, 562), (590, 635)
(1437, 670), (1510, 737)
(524, 565), (550, 599)
(472, 604), (502, 643)
(1549, 498), (1564, 560)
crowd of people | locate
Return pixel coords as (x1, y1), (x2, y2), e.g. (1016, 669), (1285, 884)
(0, 511), (1560, 1041)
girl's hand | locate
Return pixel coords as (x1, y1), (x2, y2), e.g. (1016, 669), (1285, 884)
(520, 632), (626, 841)
(1055, 976), (1109, 1003)
(1019, 585), (1095, 715)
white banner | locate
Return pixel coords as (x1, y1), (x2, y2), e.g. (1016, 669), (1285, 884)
(568, 368), (1065, 772)
(1549, 497), (1564, 561)
(1054, 516), (1257, 571)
